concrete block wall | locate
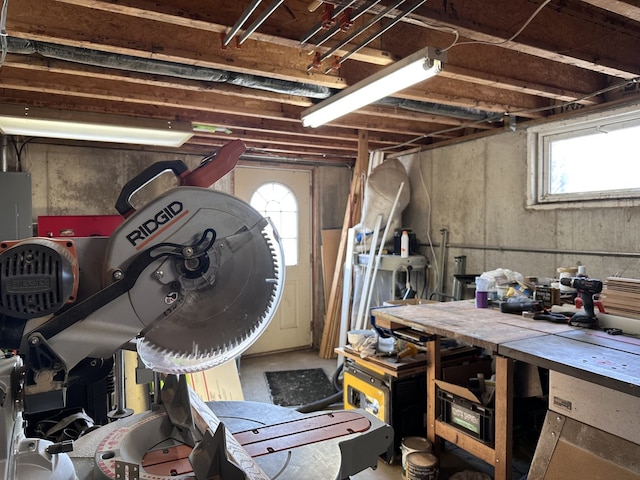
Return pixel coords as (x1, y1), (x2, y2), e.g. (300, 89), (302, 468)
(398, 129), (640, 297)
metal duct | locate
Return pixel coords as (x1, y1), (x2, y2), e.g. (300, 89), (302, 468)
(7, 36), (496, 122)
(7, 37), (36, 54)
(376, 97), (495, 122)
(37, 41), (230, 82)
(7, 37), (332, 99)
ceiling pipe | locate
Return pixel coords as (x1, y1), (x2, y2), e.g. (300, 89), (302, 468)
(238, 0), (285, 45)
(312, 0), (382, 50)
(330, 0), (427, 71)
(300, 0), (358, 46)
(319, 0), (402, 63)
(223, 0), (263, 47)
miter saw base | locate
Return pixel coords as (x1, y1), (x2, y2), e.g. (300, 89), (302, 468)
(65, 374), (392, 480)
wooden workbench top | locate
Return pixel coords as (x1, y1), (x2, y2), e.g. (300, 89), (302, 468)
(372, 300), (574, 352)
(373, 300), (640, 397)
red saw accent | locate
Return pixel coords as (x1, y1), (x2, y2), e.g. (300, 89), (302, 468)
(142, 445), (193, 476)
(180, 139), (246, 188)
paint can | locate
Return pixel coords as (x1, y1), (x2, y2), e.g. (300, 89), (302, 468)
(405, 451), (439, 480)
(400, 437), (432, 478)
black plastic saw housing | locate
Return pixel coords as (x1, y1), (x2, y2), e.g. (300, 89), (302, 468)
(0, 240), (76, 319)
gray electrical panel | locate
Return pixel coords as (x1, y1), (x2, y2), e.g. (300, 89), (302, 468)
(0, 172), (33, 240)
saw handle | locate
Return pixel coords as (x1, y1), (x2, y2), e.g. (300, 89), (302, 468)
(115, 160), (190, 217)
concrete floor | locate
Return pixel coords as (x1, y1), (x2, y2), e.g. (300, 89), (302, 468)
(237, 348), (529, 480)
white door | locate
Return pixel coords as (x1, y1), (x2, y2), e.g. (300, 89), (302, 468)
(235, 167), (312, 354)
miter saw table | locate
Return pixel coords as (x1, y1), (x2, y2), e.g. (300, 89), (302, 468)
(66, 392), (391, 480)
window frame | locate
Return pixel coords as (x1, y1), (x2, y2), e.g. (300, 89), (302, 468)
(527, 101), (640, 208)
(249, 181), (299, 267)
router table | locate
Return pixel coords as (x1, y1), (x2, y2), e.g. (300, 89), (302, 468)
(372, 300), (640, 480)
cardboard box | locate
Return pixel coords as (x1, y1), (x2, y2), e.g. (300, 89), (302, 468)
(441, 358), (492, 385)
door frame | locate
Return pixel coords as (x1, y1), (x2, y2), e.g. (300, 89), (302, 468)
(235, 161), (319, 350)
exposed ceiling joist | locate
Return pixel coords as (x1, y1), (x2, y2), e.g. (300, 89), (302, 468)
(1, 0), (638, 162)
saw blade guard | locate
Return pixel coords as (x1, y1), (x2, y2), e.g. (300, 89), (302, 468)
(104, 187), (284, 374)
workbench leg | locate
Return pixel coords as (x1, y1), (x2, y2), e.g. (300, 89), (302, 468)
(494, 356), (514, 480)
(426, 337), (440, 448)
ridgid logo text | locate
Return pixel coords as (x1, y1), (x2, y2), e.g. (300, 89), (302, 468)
(126, 201), (186, 247)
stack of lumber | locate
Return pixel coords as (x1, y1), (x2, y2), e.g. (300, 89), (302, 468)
(600, 277), (640, 318)
(319, 131), (369, 359)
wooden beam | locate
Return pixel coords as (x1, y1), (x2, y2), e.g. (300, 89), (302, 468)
(8, 0), (346, 88)
(52, 0), (396, 66)
(578, 0), (640, 24)
(372, 0), (640, 79)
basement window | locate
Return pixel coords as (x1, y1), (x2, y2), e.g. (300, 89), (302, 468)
(527, 102), (640, 207)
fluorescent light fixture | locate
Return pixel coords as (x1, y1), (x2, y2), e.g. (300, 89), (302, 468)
(0, 105), (194, 147)
(301, 46), (446, 128)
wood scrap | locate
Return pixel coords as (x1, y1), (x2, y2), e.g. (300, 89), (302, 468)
(601, 277), (640, 319)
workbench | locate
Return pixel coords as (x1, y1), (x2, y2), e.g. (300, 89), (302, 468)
(372, 300), (640, 480)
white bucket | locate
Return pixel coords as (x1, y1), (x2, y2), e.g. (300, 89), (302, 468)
(400, 437), (433, 478)
(405, 451), (439, 480)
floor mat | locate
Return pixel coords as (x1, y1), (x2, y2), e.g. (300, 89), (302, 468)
(265, 368), (336, 407)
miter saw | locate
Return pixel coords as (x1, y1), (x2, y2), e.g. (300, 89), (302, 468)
(0, 140), (392, 479)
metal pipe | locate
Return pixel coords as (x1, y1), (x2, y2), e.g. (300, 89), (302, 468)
(300, 0), (358, 46)
(1, 135), (8, 172)
(438, 228), (448, 295)
(319, 0), (400, 62)
(223, 0), (263, 47)
(312, 0), (383, 51)
(238, 0), (285, 45)
(444, 243), (640, 259)
(452, 255), (466, 300)
(332, 0), (426, 69)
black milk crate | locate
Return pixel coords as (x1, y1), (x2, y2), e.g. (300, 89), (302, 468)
(438, 388), (494, 445)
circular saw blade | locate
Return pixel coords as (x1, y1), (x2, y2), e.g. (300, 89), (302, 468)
(133, 192), (284, 374)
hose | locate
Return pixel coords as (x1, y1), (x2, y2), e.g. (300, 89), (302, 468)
(296, 362), (344, 413)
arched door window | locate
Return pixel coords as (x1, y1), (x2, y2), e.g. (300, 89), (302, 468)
(249, 182), (298, 266)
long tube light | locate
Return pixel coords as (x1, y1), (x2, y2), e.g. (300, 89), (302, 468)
(0, 105), (194, 147)
(301, 46), (446, 128)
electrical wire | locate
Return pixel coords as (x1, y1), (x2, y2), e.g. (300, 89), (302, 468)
(376, 75), (639, 154)
(441, 0), (552, 53)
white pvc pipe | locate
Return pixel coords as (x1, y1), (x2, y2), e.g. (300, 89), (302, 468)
(361, 182), (405, 328)
(354, 214), (383, 330)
